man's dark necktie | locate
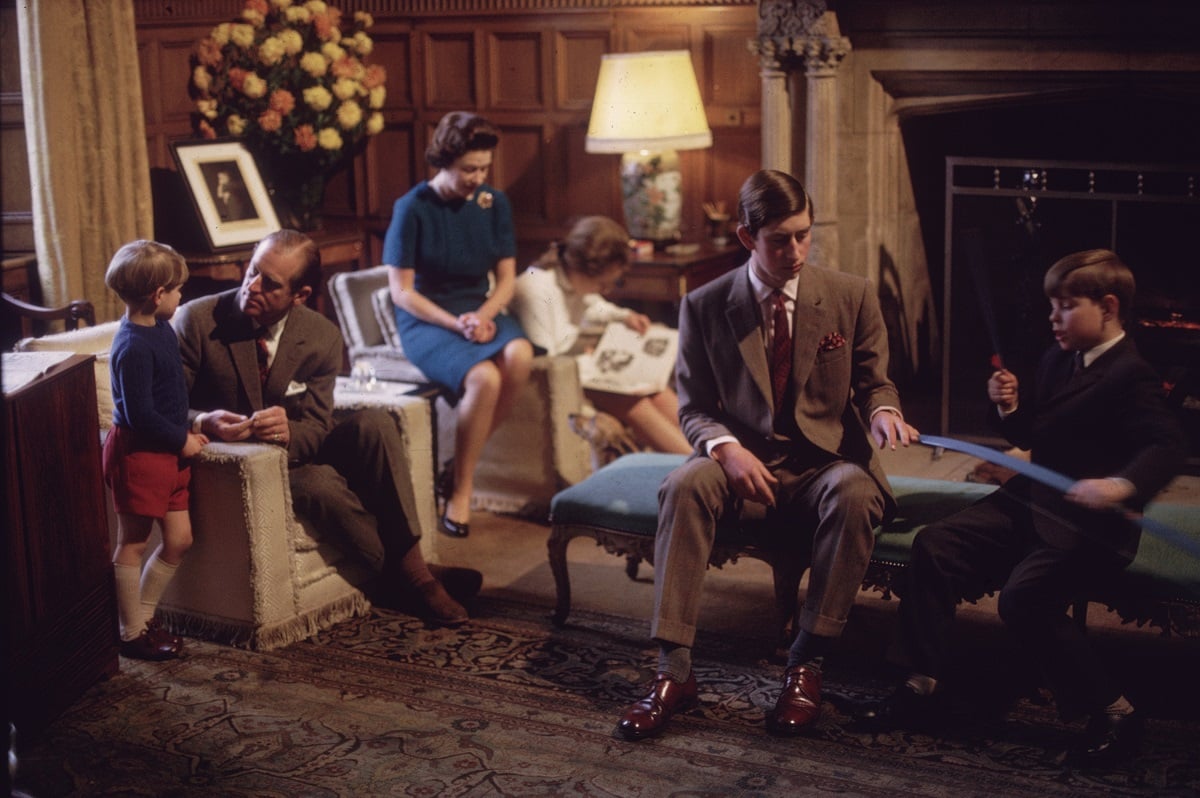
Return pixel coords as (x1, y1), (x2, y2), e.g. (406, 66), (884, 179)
(770, 290), (792, 416)
(256, 330), (271, 387)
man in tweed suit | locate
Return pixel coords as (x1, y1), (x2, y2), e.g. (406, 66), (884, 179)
(615, 171), (919, 741)
(174, 229), (476, 626)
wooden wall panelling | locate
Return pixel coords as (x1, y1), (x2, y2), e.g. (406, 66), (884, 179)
(422, 27), (479, 110)
(554, 27), (611, 112)
(487, 29), (544, 110)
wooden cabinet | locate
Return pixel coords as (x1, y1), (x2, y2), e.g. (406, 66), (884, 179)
(607, 240), (746, 323)
(4, 354), (118, 738)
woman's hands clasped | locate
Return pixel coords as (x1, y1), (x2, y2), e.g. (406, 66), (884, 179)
(456, 311), (497, 343)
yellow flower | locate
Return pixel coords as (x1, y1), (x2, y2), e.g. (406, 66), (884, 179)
(196, 98), (219, 119)
(227, 114), (247, 135)
(317, 127), (343, 151)
(366, 112), (384, 136)
(332, 77), (358, 101)
(241, 8), (265, 27)
(354, 11), (374, 28)
(284, 6), (311, 23)
(270, 0), (293, 9)
(303, 85), (333, 111)
(336, 100), (363, 130)
(306, 0), (329, 14)
(368, 86), (386, 109)
(192, 65), (212, 92)
(278, 29), (303, 56)
(259, 36), (286, 66)
(321, 42), (346, 62)
(243, 73), (268, 99)
(211, 22), (232, 46)
(299, 51), (328, 78)
(230, 23), (256, 49)
(350, 31), (373, 56)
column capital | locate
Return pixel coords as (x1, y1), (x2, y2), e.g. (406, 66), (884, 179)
(750, 2), (850, 75)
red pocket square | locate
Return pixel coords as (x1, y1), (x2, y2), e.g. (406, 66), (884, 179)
(818, 332), (846, 352)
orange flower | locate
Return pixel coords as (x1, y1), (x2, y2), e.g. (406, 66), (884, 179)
(246, 0), (268, 13)
(258, 109), (283, 132)
(199, 119), (217, 139)
(330, 55), (362, 80)
(195, 37), (223, 69)
(362, 63), (386, 90)
(269, 88), (295, 115)
(294, 124), (317, 152)
(227, 67), (249, 92)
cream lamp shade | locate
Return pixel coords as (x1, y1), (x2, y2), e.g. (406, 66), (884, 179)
(586, 50), (713, 243)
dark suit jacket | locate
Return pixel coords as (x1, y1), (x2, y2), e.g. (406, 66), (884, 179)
(997, 336), (1185, 559)
(173, 290), (343, 465)
(676, 263), (902, 514)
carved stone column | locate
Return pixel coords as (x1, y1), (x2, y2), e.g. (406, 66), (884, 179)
(751, 1), (849, 269)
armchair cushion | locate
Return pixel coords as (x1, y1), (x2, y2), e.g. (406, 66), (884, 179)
(372, 286), (402, 352)
(14, 320), (119, 430)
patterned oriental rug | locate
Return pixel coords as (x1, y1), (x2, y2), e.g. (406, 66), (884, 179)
(14, 598), (1200, 797)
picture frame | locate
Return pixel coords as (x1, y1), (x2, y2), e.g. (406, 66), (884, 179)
(169, 139), (281, 251)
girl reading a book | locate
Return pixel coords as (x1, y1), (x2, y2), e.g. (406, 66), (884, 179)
(511, 215), (691, 454)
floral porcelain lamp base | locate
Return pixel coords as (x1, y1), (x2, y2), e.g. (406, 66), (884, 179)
(620, 149), (683, 245)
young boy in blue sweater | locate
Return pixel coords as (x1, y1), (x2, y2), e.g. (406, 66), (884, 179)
(102, 241), (208, 660)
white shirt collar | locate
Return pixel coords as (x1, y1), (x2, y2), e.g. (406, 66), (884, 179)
(1080, 331), (1124, 368)
(747, 266), (797, 306)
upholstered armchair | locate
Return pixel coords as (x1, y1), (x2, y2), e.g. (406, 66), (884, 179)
(13, 315), (436, 650)
(327, 265), (591, 517)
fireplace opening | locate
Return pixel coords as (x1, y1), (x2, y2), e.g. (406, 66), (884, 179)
(898, 93), (1200, 459)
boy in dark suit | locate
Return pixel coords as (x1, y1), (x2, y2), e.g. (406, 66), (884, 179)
(857, 249), (1186, 767)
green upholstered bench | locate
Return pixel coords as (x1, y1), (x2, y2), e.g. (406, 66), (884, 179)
(547, 453), (1200, 636)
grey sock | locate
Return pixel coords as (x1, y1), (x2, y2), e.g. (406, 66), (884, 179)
(657, 644), (692, 682)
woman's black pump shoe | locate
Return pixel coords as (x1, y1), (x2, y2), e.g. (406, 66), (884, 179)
(439, 513), (470, 538)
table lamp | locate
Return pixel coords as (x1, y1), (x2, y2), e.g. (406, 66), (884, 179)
(585, 50), (713, 244)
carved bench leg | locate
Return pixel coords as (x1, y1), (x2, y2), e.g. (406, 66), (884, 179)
(771, 556), (806, 649)
(547, 526), (573, 626)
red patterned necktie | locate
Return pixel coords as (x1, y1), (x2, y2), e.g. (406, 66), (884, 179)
(256, 330), (271, 387)
(770, 289), (792, 416)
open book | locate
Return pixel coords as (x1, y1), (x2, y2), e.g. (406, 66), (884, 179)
(576, 322), (678, 396)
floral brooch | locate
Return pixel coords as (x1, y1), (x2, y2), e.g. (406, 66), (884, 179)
(476, 191), (494, 209)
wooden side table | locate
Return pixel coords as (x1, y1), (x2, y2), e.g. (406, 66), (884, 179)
(607, 241), (746, 324)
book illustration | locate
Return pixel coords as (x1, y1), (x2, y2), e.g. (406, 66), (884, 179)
(577, 323), (678, 396)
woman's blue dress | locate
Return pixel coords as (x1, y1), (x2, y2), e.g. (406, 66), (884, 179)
(382, 181), (527, 394)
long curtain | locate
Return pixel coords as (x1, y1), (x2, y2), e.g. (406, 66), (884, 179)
(18, 0), (153, 322)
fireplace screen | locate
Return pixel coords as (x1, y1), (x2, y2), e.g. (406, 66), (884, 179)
(941, 157), (1200, 460)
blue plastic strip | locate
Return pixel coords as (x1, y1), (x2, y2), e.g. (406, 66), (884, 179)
(918, 434), (1198, 558)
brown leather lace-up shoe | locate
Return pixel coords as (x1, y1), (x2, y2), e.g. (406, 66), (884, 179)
(766, 665), (822, 735)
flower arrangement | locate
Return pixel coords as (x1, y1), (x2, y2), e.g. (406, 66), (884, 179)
(188, 0), (387, 226)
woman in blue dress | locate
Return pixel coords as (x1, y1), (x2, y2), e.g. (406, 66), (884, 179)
(384, 112), (533, 538)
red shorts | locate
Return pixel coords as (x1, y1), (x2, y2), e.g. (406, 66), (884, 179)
(102, 425), (191, 518)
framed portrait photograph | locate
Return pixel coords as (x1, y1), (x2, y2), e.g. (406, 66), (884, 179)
(170, 139), (281, 251)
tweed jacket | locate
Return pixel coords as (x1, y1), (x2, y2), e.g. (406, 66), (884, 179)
(174, 290), (343, 465)
(676, 263), (901, 513)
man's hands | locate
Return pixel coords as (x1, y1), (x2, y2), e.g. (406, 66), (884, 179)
(870, 409), (919, 450)
(712, 442), (780, 507)
(198, 407), (289, 447)
(988, 368), (1019, 414)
